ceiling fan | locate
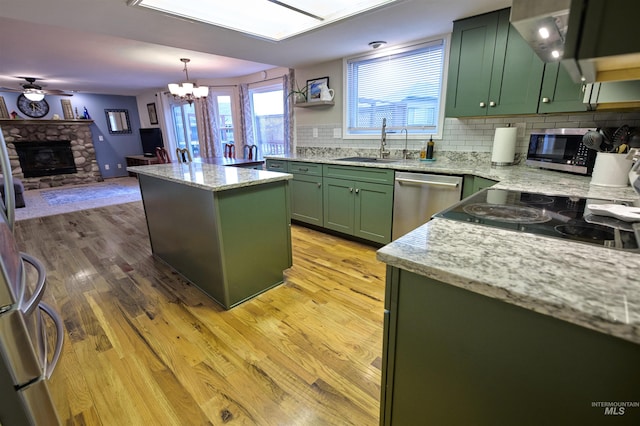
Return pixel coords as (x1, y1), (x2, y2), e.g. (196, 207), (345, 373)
(0, 77), (72, 101)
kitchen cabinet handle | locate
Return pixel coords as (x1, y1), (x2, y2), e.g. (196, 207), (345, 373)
(317, 183), (321, 188)
(355, 188), (360, 194)
(296, 167), (309, 172)
(479, 102), (486, 108)
(349, 187), (353, 192)
(395, 177), (459, 187)
(489, 101), (496, 107)
(271, 164), (282, 169)
(542, 97), (550, 103)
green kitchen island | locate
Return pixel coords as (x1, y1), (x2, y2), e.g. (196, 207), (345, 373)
(127, 161), (292, 309)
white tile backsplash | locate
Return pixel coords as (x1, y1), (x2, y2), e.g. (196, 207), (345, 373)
(296, 110), (640, 158)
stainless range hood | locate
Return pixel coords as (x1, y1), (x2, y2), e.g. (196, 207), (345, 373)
(512, 0), (640, 83)
(510, 0), (571, 63)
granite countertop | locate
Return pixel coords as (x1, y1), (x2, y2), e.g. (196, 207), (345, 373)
(266, 155), (640, 344)
(265, 155), (638, 202)
(127, 161), (291, 192)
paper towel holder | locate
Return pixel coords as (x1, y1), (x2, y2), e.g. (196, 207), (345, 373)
(491, 126), (517, 166)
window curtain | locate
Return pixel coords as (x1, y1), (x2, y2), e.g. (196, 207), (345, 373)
(155, 91), (178, 161)
(195, 94), (221, 158)
(284, 69), (294, 156)
(238, 84), (253, 158)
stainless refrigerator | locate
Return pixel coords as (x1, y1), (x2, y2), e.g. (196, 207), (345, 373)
(0, 129), (64, 425)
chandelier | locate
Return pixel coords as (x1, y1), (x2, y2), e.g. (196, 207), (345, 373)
(168, 58), (209, 104)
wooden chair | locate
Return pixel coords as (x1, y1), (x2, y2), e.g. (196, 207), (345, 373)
(224, 143), (236, 159)
(244, 144), (257, 160)
(176, 148), (192, 163)
(155, 147), (170, 164)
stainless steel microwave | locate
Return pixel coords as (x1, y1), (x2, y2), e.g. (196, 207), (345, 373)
(526, 128), (597, 175)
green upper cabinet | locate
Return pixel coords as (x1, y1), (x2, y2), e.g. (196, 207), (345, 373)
(446, 8), (544, 117)
(538, 62), (589, 113)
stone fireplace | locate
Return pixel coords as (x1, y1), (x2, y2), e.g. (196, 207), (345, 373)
(1, 120), (103, 190)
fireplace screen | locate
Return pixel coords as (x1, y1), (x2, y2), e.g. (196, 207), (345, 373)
(14, 140), (78, 178)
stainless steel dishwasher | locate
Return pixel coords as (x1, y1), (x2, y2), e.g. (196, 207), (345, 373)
(392, 172), (463, 240)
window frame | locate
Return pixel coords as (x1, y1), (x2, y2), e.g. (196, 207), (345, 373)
(210, 87), (240, 151)
(342, 35), (450, 140)
(248, 80), (286, 157)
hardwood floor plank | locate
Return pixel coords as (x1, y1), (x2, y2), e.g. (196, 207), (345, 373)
(14, 201), (385, 425)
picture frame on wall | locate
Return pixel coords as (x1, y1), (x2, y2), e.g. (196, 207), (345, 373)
(147, 102), (158, 125)
(306, 77), (329, 102)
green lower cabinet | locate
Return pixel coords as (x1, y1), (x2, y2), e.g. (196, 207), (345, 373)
(381, 268), (640, 425)
(323, 177), (355, 235)
(290, 174), (323, 226)
(323, 177), (393, 244)
(462, 175), (498, 199)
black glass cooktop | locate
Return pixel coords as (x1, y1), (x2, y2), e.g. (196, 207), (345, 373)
(435, 189), (639, 251)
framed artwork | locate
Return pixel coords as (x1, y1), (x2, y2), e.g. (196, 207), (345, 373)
(306, 76), (329, 102)
(0, 96), (8, 119)
(61, 99), (74, 119)
(147, 102), (158, 125)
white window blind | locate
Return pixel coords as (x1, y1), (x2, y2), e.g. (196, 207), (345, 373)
(346, 39), (445, 137)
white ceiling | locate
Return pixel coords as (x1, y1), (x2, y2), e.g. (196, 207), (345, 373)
(0, 0), (511, 96)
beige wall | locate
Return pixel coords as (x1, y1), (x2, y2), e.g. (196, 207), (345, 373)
(294, 59), (343, 126)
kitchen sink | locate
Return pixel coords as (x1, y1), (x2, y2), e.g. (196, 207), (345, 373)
(335, 156), (399, 163)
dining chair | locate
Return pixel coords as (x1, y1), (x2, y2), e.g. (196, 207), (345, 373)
(224, 143), (236, 159)
(176, 148), (192, 163)
(155, 147), (171, 164)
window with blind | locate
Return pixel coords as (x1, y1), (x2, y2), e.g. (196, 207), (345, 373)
(345, 39), (446, 137)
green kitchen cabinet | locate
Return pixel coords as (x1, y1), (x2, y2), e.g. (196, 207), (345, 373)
(265, 159), (288, 172)
(289, 162), (323, 226)
(446, 8), (544, 117)
(462, 175), (497, 199)
(323, 165), (394, 244)
(380, 267), (640, 425)
(538, 62), (589, 113)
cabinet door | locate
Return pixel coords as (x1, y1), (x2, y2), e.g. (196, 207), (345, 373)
(323, 177), (354, 234)
(353, 181), (393, 244)
(489, 20), (544, 115)
(473, 176), (497, 193)
(291, 174), (323, 226)
(538, 62), (589, 113)
(265, 159), (288, 172)
(445, 10), (503, 117)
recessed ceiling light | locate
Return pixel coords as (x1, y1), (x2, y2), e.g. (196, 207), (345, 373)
(128, 0), (398, 41)
(538, 27), (550, 39)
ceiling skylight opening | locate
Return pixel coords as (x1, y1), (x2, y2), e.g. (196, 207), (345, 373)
(128, 0), (398, 41)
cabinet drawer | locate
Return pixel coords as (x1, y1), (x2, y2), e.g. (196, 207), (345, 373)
(289, 161), (322, 176)
(265, 159), (288, 172)
(323, 164), (394, 185)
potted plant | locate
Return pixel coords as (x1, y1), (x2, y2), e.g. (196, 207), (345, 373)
(288, 82), (308, 104)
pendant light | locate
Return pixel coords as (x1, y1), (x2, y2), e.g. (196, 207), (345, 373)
(168, 58), (209, 104)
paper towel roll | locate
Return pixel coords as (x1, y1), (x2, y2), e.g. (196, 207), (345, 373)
(491, 127), (517, 166)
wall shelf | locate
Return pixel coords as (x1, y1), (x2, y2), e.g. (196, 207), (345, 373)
(0, 119), (94, 125)
(294, 101), (335, 108)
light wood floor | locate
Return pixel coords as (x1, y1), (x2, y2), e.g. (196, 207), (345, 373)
(14, 201), (386, 425)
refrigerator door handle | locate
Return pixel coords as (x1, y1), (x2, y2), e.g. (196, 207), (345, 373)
(38, 302), (64, 379)
(0, 129), (16, 230)
(19, 252), (47, 316)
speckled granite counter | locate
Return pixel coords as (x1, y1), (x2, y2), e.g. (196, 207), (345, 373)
(265, 154), (638, 201)
(127, 161), (292, 191)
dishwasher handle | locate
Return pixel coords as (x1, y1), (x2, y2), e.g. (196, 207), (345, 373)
(395, 177), (460, 187)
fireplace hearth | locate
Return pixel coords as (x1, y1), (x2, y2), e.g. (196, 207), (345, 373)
(14, 140), (78, 178)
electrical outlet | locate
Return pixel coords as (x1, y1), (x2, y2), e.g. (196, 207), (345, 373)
(515, 122), (526, 138)
(117, 163), (122, 169)
(313, 128), (318, 138)
(104, 164), (110, 170)
(333, 128), (342, 138)
(98, 135), (104, 141)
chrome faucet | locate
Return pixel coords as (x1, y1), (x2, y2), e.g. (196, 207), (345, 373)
(400, 128), (408, 160)
(380, 118), (390, 158)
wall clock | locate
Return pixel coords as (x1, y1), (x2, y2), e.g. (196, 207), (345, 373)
(16, 94), (50, 118)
